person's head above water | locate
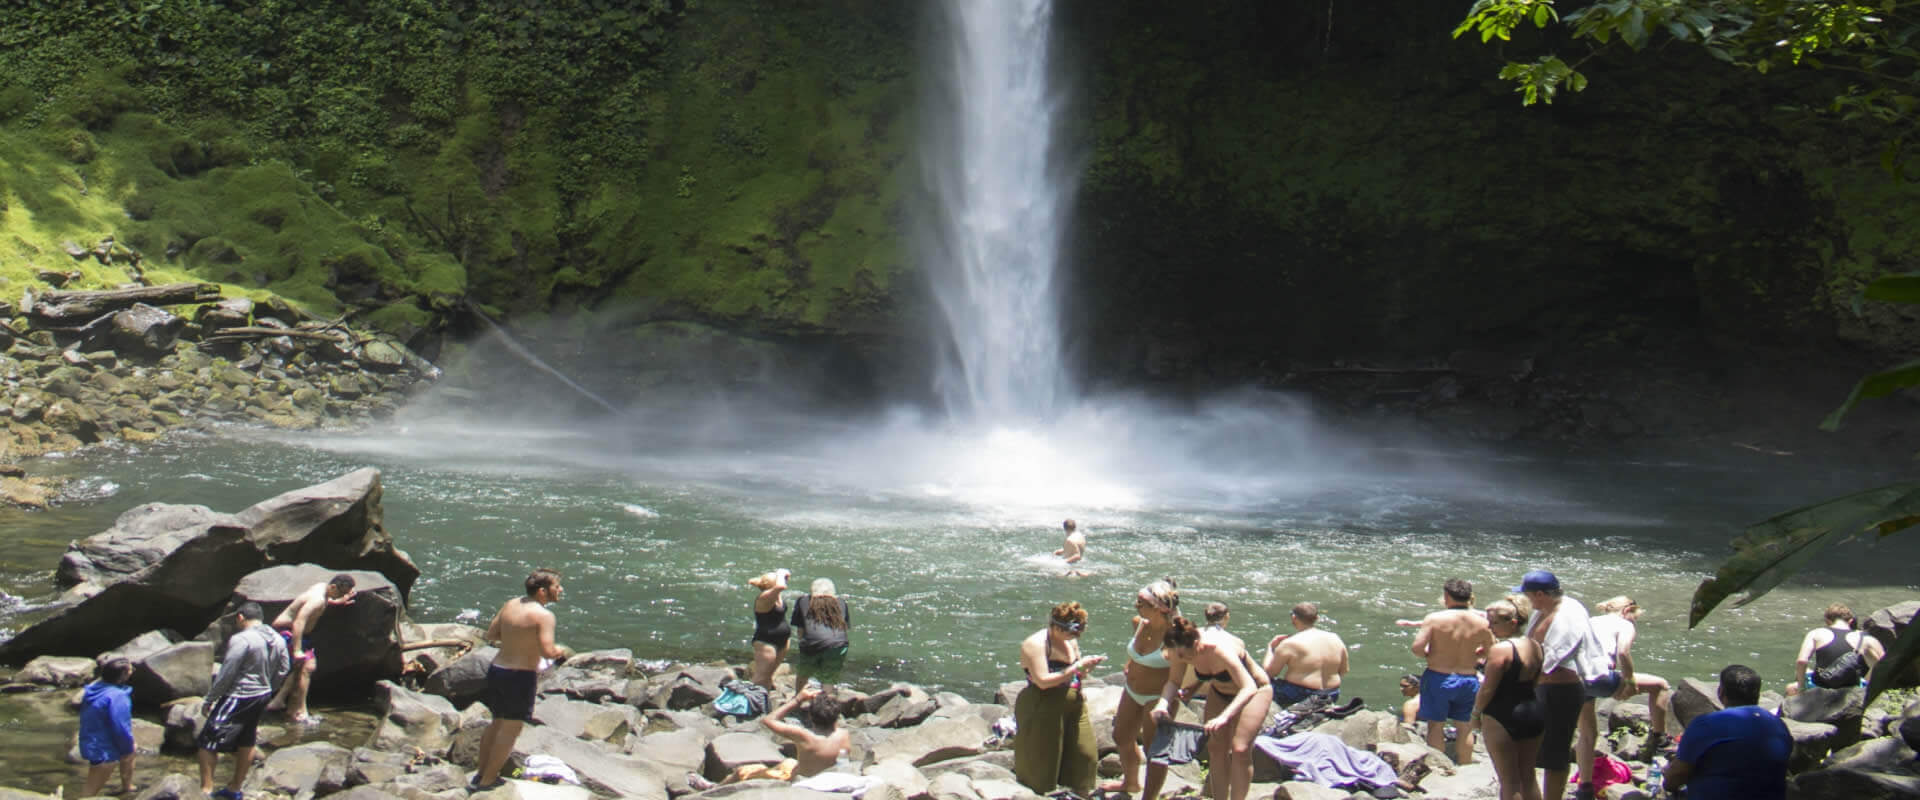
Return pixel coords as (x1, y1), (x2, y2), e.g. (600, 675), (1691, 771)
(1062, 518), (1077, 533)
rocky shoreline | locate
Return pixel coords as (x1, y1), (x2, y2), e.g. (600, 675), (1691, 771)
(1, 284), (440, 508)
(0, 470), (1915, 800)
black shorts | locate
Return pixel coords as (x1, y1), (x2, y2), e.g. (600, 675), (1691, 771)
(484, 665), (538, 722)
(1147, 721), (1207, 766)
(197, 693), (271, 752)
(1535, 682), (1588, 771)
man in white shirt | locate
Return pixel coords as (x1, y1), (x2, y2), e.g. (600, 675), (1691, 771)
(1518, 570), (1611, 800)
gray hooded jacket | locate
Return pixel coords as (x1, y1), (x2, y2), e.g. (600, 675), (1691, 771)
(209, 623), (290, 702)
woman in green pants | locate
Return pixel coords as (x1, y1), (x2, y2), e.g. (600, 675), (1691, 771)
(1015, 601), (1106, 797)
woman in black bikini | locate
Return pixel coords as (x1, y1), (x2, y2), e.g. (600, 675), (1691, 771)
(746, 569), (791, 689)
(1015, 601), (1106, 797)
(1157, 615), (1271, 800)
(1473, 597), (1544, 800)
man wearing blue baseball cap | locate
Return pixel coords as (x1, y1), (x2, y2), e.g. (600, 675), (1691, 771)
(1515, 570), (1611, 800)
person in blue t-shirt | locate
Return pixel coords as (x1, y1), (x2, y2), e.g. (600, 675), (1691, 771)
(79, 658), (137, 796)
(1665, 664), (1791, 800)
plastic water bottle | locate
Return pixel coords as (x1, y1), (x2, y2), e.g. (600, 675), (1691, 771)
(1647, 760), (1666, 799)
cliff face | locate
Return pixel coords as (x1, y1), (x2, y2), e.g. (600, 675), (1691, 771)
(3, 1), (1916, 420)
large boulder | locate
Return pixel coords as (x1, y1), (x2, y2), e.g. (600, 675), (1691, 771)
(1670, 678), (1721, 727)
(869, 716), (992, 767)
(426, 646), (498, 706)
(1823, 735), (1918, 771)
(128, 640), (214, 705)
(111, 303), (185, 357)
(202, 563), (405, 696)
(650, 666), (736, 711)
(1863, 601), (1920, 689)
(1784, 718), (1841, 772)
(705, 732), (788, 779)
(368, 680), (462, 758)
(162, 697), (205, 751)
(247, 741), (354, 797)
(1785, 687), (1866, 750)
(628, 728), (713, 795)
(15, 655), (96, 688)
(1789, 765), (1920, 800)
(534, 695), (639, 743)
(513, 724), (669, 800)
(0, 468), (417, 664)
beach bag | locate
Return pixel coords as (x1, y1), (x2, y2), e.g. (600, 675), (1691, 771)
(714, 679), (770, 717)
(1813, 634), (1869, 688)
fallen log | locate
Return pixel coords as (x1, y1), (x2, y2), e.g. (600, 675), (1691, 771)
(201, 327), (357, 342)
(27, 283), (221, 324)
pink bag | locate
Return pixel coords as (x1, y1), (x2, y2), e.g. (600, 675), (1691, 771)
(1573, 754), (1634, 793)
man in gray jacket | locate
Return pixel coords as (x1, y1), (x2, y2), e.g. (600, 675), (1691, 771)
(198, 602), (290, 799)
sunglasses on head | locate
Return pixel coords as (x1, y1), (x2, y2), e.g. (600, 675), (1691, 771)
(1052, 618), (1084, 633)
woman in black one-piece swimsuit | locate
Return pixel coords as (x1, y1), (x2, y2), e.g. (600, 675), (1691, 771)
(747, 568), (791, 689)
(1474, 598), (1545, 800)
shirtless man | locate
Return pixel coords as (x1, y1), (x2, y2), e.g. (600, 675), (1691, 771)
(1412, 578), (1494, 764)
(699, 685), (852, 786)
(265, 574), (356, 724)
(1518, 570), (1611, 800)
(471, 569), (572, 790)
(1263, 602), (1349, 707)
(1053, 518), (1088, 577)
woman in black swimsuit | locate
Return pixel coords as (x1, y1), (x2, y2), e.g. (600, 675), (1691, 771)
(1157, 615), (1271, 800)
(1473, 597), (1544, 800)
(747, 569), (791, 689)
(1015, 601), (1106, 797)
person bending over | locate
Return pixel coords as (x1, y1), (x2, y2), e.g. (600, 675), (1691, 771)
(266, 573), (356, 724)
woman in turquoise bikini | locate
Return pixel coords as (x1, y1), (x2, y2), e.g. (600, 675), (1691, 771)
(1102, 579), (1180, 796)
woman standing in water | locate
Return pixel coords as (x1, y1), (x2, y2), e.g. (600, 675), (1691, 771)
(1473, 597), (1544, 800)
(790, 579), (851, 690)
(1102, 579), (1179, 796)
(1157, 616), (1271, 800)
(1015, 601), (1106, 798)
(746, 569), (791, 689)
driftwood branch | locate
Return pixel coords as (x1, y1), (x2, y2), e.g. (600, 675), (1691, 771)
(202, 327), (352, 342)
(27, 283), (221, 324)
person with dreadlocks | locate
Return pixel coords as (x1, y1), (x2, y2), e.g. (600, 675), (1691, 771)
(790, 578), (852, 691)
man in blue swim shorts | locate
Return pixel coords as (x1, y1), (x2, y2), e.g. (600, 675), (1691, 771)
(1412, 578), (1495, 765)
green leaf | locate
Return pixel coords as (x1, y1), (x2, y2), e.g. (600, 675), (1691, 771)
(1534, 4), (1550, 27)
(1569, 72), (1588, 92)
(1862, 273), (1920, 304)
(1689, 482), (1920, 627)
(1822, 357), (1920, 431)
(1865, 617), (1920, 705)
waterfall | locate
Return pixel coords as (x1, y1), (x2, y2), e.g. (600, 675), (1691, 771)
(922, 0), (1073, 422)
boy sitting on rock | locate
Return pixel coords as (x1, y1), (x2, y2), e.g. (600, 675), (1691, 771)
(694, 684), (851, 787)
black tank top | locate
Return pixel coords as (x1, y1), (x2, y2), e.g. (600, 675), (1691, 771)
(1813, 629), (1860, 669)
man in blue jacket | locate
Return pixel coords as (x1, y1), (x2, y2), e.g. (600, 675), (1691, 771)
(197, 603), (290, 800)
(80, 658), (136, 796)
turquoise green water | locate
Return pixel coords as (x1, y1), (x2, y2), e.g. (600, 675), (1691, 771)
(6, 411), (1915, 713)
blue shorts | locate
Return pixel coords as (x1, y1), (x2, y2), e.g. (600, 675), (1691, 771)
(1418, 669), (1480, 722)
(1584, 671), (1622, 699)
(1274, 680), (1339, 708)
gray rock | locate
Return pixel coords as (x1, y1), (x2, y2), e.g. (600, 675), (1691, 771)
(1, 469), (417, 664)
(368, 680), (461, 758)
(863, 759), (930, 798)
(359, 341), (407, 373)
(627, 727), (712, 795)
(333, 786), (406, 800)
(1784, 718), (1841, 772)
(1274, 782), (1348, 800)
(684, 782), (840, 800)
(112, 303), (185, 357)
(534, 695), (638, 743)
(1789, 765), (1920, 800)
(705, 731), (787, 779)
(927, 773), (980, 800)
(17, 655), (96, 687)
(1823, 734), (1918, 771)
(425, 646), (497, 706)
(863, 684), (931, 715)
(968, 778), (1039, 800)
(993, 682), (1023, 708)
(196, 297), (254, 331)
(1606, 701), (1652, 730)
(874, 695), (940, 730)
(512, 724), (668, 800)
(920, 755), (1016, 784)
(446, 702), (493, 768)
(1311, 710), (1408, 750)
(871, 716), (992, 767)
(99, 631), (177, 664)
(658, 666), (735, 711)
(129, 640), (213, 705)
(348, 747), (414, 788)
(246, 740), (354, 796)
(1786, 686), (1866, 749)
(1670, 678), (1721, 727)
(389, 763), (469, 794)
(132, 774), (202, 800)
(162, 697), (205, 751)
